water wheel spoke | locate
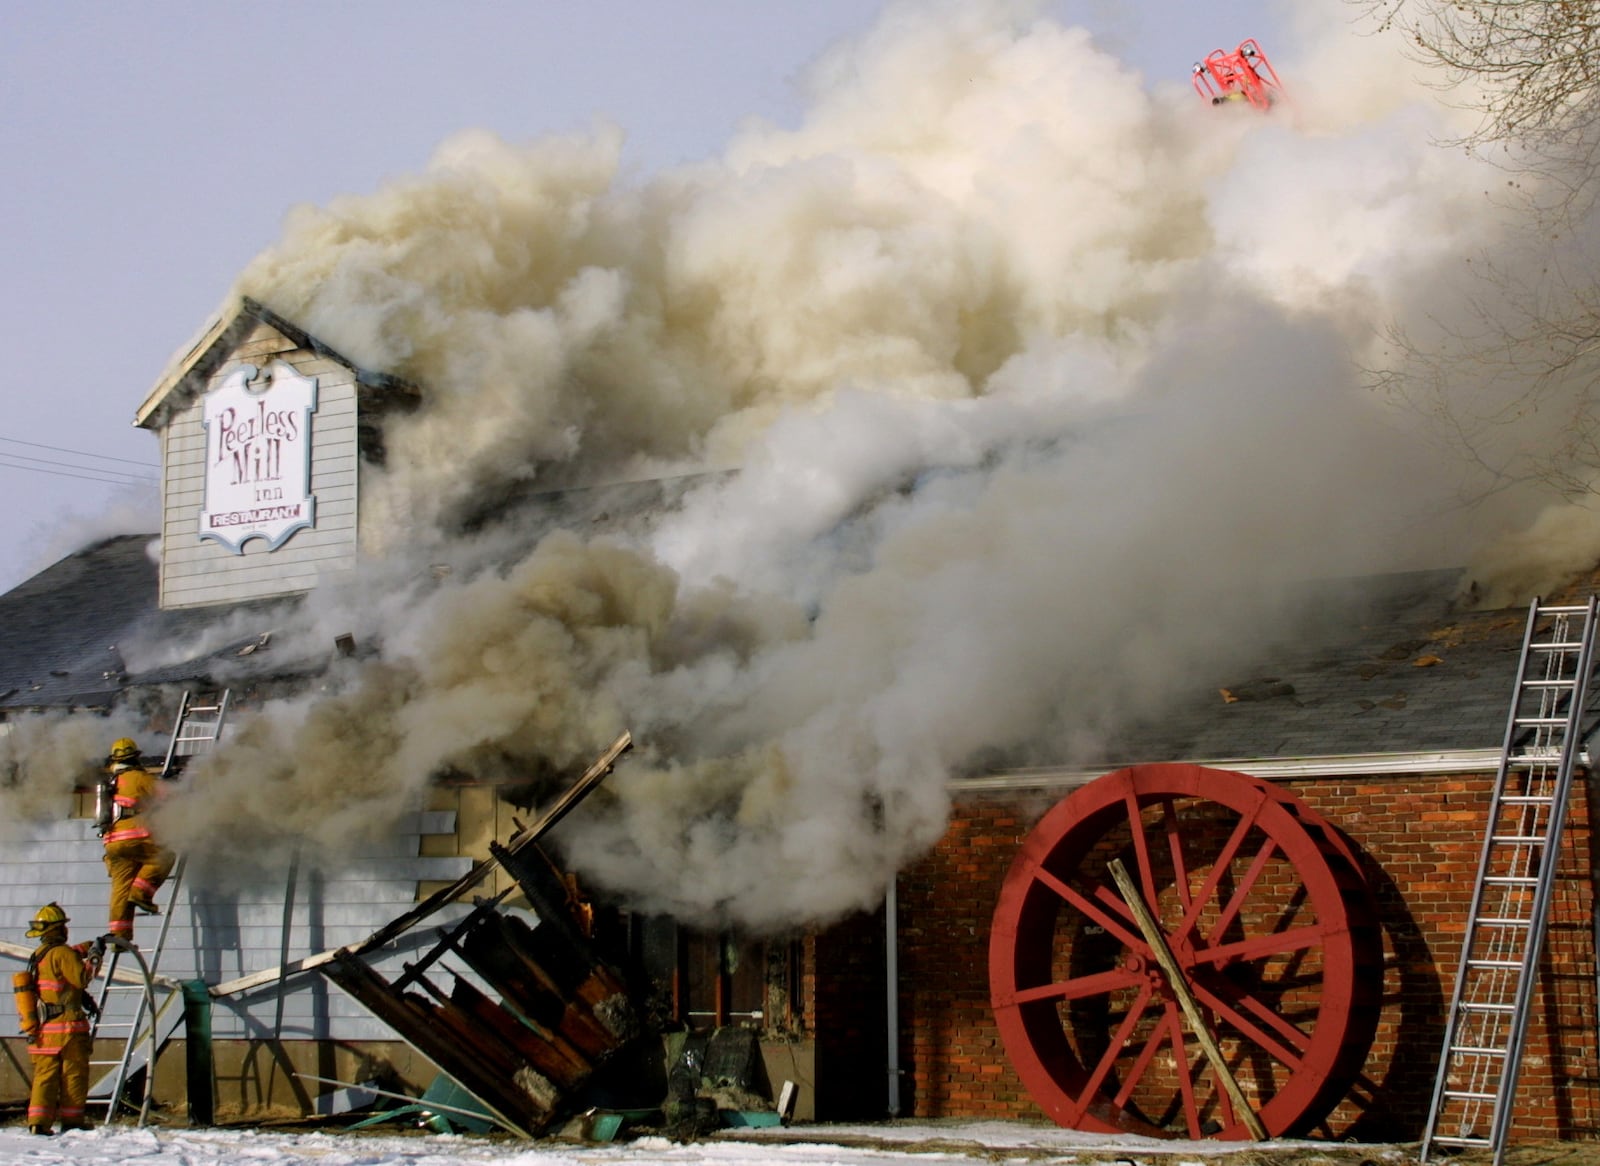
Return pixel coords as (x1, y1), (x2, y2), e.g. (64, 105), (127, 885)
(1174, 793), (1266, 942)
(1076, 981), (1156, 1114)
(1017, 966), (1143, 1005)
(1168, 1004), (1208, 1139)
(1162, 798), (1194, 913)
(1033, 867), (1147, 951)
(1112, 1003), (1181, 1111)
(1204, 836), (1281, 948)
(1126, 790), (1160, 903)
(1194, 923), (1327, 966)
(1194, 967), (1315, 1055)
(1187, 977), (1304, 1069)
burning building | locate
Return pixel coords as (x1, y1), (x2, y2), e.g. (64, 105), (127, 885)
(4, 2), (1600, 1150)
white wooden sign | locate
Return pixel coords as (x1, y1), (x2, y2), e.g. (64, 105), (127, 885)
(199, 361), (318, 553)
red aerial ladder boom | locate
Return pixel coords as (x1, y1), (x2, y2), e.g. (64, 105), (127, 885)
(1192, 38), (1283, 111)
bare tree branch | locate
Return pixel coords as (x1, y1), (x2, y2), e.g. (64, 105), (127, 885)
(1357, 0), (1600, 504)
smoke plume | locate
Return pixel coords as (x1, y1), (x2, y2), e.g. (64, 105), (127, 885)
(0, 710), (146, 838)
(32, 1), (1583, 928)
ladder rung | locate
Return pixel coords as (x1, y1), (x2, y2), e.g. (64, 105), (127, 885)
(1536, 604), (1592, 615)
(1423, 609), (1595, 1154)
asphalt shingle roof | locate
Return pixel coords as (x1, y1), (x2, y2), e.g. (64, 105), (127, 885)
(3, 536), (1591, 766)
(0, 534), (295, 710)
(1101, 568), (1577, 765)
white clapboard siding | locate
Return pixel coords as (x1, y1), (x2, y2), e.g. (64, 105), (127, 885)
(0, 814), (475, 1042)
(159, 322), (363, 610)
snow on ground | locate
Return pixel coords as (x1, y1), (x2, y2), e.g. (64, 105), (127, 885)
(0, 1122), (1413, 1166)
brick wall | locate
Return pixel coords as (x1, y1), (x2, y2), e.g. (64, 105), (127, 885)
(814, 770), (1599, 1142)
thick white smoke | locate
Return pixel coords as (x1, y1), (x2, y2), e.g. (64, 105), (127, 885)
(42, 0), (1580, 928)
(0, 710), (147, 838)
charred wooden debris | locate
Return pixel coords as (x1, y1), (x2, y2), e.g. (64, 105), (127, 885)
(316, 733), (648, 1137)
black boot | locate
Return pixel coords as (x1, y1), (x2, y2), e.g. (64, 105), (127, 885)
(29, 1124), (54, 1136)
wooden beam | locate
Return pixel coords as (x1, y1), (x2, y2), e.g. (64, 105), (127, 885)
(0, 939), (183, 992)
(1106, 857), (1268, 1141)
(209, 950), (339, 999)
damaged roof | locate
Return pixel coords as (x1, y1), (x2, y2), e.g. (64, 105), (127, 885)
(1104, 568), (1534, 764)
(969, 566), (1600, 784)
(0, 534), (299, 710)
(5, 534), (1592, 771)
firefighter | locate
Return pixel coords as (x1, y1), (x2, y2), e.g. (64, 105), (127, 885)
(100, 737), (175, 942)
(14, 904), (101, 1135)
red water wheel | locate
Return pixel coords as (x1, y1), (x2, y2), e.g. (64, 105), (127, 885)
(989, 763), (1380, 1139)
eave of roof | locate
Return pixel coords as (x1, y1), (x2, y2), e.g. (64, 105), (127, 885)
(957, 748), (1509, 794)
(134, 295), (420, 431)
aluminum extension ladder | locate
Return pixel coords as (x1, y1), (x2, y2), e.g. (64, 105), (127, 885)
(85, 937), (178, 1128)
(159, 689), (231, 777)
(1422, 598), (1600, 1164)
(87, 688), (230, 1126)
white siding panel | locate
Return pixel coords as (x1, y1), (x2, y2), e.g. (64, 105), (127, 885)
(162, 540), (357, 580)
(0, 817), (481, 1042)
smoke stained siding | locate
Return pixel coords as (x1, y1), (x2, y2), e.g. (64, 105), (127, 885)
(0, 815), (471, 1041)
(158, 321), (360, 611)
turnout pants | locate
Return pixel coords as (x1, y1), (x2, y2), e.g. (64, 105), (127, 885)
(104, 838), (175, 940)
(29, 1032), (90, 1130)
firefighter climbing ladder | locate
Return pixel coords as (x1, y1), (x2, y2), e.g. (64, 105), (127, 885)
(1422, 599), (1600, 1165)
(88, 689), (230, 1126)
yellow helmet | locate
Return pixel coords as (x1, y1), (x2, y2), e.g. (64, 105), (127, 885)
(109, 737), (139, 763)
(26, 902), (68, 938)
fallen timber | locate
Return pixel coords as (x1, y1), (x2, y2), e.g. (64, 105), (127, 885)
(310, 731), (639, 1137)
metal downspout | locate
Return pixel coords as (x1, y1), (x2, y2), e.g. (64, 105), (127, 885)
(182, 979), (214, 1127)
(886, 877), (900, 1117)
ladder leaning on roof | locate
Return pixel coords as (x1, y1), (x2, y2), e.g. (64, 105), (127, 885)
(87, 688), (230, 1126)
(1421, 598), (1600, 1165)
(159, 689), (231, 778)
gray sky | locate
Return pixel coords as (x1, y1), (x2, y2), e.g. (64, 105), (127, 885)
(0, 0), (1278, 593)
